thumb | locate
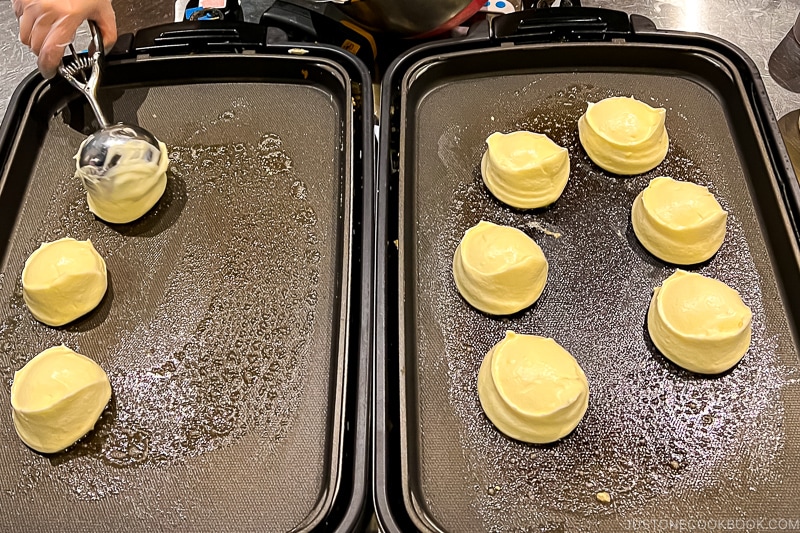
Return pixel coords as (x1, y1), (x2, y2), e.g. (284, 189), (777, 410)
(91, 1), (117, 52)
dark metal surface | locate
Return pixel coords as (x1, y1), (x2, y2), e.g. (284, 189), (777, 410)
(382, 39), (800, 532)
(769, 12), (800, 94)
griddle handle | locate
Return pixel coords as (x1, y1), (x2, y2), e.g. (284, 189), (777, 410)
(491, 7), (632, 42)
(131, 21), (267, 54)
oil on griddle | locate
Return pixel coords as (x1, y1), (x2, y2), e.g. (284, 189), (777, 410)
(409, 74), (800, 531)
(0, 83), (340, 530)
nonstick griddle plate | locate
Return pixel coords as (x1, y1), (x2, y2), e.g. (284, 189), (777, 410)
(0, 51), (367, 532)
(381, 40), (800, 532)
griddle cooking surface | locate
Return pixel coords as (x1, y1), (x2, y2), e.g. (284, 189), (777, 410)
(0, 81), (349, 531)
(400, 70), (800, 531)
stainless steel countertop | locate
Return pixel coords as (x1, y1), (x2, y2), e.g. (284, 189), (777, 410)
(585, 0), (800, 118)
(0, 1), (798, 121)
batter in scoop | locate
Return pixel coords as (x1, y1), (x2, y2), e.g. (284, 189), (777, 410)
(75, 138), (169, 224)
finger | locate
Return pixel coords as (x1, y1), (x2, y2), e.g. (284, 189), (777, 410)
(37, 36), (68, 79)
(91, 2), (117, 51)
(36, 53), (60, 79)
(37, 19), (79, 78)
(18, 10), (35, 46)
(11, 0), (24, 19)
(29, 13), (60, 55)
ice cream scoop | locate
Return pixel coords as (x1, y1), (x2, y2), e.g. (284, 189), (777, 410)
(58, 22), (162, 186)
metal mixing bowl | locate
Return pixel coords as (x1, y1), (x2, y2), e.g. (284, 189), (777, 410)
(338, 0), (484, 36)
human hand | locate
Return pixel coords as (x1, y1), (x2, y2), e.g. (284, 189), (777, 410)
(12, 0), (117, 79)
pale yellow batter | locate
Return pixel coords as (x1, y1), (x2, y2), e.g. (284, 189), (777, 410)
(481, 131), (570, 208)
(578, 96), (669, 175)
(453, 221), (548, 315)
(648, 270), (752, 374)
(22, 238), (108, 327)
(478, 331), (589, 444)
(632, 177), (727, 264)
(11, 345), (111, 454)
(75, 139), (169, 224)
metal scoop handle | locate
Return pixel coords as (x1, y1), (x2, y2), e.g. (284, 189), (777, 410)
(57, 21), (108, 128)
